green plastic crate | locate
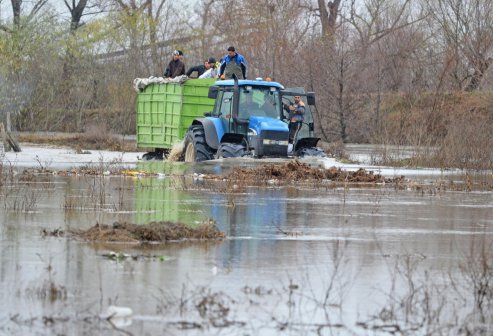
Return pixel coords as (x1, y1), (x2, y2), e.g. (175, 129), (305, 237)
(136, 78), (216, 149)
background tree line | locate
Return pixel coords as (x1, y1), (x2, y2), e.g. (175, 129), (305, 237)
(1, 0), (492, 168)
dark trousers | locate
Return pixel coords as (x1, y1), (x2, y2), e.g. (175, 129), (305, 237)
(288, 122), (302, 144)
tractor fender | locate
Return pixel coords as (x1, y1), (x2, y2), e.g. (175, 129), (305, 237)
(221, 133), (245, 145)
(295, 137), (320, 150)
(191, 118), (221, 150)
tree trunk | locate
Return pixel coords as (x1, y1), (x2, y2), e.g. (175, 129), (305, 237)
(318, 0), (341, 38)
(11, 0), (22, 27)
(465, 57), (491, 91)
(70, 0), (88, 31)
(147, 0), (160, 74)
(337, 64), (347, 142)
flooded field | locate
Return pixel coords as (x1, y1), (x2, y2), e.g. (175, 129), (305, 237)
(1, 153), (493, 335)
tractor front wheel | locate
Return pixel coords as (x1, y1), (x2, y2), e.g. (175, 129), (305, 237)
(216, 143), (246, 159)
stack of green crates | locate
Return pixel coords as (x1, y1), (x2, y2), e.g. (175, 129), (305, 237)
(136, 78), (216, 149)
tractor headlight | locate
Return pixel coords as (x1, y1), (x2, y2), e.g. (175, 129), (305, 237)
(263, 139), (288, 145)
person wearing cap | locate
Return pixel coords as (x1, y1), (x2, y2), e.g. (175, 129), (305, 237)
(163, 50), (185, 78)
(218, 46), (247, 79)
(199, 58), (219, 79)
(186, 57), (216, 78)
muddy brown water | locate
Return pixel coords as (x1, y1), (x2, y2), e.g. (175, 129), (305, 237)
(1, 158), (492, 335)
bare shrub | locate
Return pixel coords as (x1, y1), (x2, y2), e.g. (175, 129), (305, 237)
(359, 254), (452, 334)
(25, 256), (67, 303)
(376, 92), (493, 169)
(434, 109), (493, 170)
(0, 154), (6, 189)
(3, 185), (40, 212)
(455, 238), (493, 333)
(80, 123), (119, 150)
(27, 279), (68, 303)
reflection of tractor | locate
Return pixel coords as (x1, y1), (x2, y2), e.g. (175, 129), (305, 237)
(182, 76), (324, 162)
(135, 76), (324, 161)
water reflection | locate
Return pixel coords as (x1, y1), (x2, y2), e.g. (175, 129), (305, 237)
(133, 177), (205, 224)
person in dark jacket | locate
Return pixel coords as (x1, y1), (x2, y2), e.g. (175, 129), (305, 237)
(186, 57), (215, 78)
(163, 50), (185, 78)
(283, 95), (305, 155)
(218, 46), (247, 79)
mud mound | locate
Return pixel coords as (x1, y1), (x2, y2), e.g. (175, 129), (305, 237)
(225, 160), (386, 183)
(72, 221), (225, 243)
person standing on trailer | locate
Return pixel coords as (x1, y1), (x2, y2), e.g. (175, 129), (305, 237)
(218, 46), (247, 79)
(163, 50), (185, 78)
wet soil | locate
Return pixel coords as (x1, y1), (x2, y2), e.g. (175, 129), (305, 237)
(229, 160), (387, 182)
(68, 221), (225, 243)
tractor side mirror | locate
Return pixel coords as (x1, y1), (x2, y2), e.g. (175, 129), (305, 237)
(204, 112), (212, 117)
(208, 86), (219, 99)
(306, 92), (316, 105)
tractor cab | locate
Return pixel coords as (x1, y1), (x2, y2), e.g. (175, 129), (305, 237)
(209, 79), (285, 128)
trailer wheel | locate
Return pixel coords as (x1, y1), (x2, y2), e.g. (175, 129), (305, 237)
(216, 143), (246, 159)
(183, 126), (214, 162)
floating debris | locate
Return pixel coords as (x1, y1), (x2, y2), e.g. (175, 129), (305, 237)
(41, 228), (65, 237)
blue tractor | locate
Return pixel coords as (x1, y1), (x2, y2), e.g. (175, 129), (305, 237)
(182, 76), (324, 162)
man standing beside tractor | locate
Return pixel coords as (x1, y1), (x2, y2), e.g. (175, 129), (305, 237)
(284, 95), (305, 155)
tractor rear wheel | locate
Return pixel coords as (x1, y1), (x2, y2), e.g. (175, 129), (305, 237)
(295, 147), (326, 158)
(216, 143), (246, 159)
(183, 126), (214, 162)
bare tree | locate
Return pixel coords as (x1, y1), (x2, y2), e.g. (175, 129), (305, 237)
(429, 0), (493, 91)
(64, 0), (107, 32)
(206, 0), (314, 81)
(323, 0), (427, 142)
(190, 0), (217, 63)
(12, 0), (47, 28)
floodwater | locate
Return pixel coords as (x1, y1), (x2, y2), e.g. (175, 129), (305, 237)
(1, 155), (493, 335)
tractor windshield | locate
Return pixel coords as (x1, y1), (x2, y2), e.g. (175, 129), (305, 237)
(238, 86), (281, 119)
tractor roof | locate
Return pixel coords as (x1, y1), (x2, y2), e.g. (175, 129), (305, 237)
(214, 79), (284, 90)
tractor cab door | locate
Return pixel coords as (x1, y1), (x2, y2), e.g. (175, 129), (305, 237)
(282, 88), (315, 139)
(212, 90), (234, 133)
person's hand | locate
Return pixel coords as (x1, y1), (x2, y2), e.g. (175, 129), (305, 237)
(289, 105), (295, 111)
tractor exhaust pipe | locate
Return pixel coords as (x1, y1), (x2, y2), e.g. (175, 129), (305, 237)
(232, 73), (240, 133)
